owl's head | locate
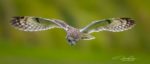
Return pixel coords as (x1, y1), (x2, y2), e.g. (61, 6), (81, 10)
(67, 36), (80, 46)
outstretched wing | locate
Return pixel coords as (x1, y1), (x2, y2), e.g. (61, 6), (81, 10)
(80, 18), (135, 34)
(11, 16), (69, 31)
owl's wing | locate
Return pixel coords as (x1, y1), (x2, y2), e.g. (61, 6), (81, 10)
(11, 16), (69, 31)
(80, 18), (135, 34)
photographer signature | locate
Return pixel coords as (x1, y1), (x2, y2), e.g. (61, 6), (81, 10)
(112, 56), (136, 62)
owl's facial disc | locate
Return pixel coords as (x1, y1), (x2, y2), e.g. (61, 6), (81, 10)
(67, 37), (79, 46)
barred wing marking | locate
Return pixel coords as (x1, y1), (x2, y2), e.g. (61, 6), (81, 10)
(11, 16), (69, 31)
(80, 18), (135, 33)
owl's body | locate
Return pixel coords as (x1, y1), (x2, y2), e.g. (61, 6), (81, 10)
(11, 16), (135, 45)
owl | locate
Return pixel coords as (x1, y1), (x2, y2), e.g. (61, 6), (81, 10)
(11, 16), (135, 45)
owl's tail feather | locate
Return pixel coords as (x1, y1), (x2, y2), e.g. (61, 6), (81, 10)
(81, 34), (95, 40)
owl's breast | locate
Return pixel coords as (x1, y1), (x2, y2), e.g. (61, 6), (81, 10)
(67, 27), (81, 40)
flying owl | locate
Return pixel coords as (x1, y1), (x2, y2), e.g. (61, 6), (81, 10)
(11, 16), (135, 45)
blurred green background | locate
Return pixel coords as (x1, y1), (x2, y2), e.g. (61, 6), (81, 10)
(0, 0), (150, 64)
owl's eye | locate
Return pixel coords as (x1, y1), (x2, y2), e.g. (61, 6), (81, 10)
(67, 39), (72, 43)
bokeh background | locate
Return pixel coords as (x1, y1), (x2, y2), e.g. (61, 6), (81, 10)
(0, 0), (150, 64)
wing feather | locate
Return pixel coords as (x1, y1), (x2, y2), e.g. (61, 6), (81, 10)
(11, 16), (69, 31)
(80, 18), (135, 33)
